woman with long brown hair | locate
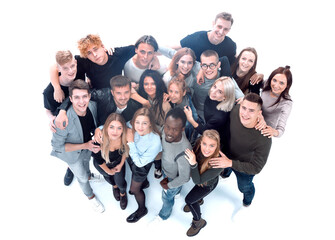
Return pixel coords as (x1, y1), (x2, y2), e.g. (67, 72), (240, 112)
(230, 47), (264, 95)
(259, 65), (293, 138)
(183, 130), (223, 237)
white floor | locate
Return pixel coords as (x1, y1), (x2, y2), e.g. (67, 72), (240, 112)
(1, 1), (334, 239)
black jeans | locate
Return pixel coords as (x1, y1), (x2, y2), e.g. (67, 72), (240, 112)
(93, 158), (127, 194)
(185, 178), (219, 221)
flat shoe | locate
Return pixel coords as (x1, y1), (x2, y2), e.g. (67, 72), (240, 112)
(126, 208), (148, 223)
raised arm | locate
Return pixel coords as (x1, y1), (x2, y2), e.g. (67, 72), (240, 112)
(50, 64), (64, 103)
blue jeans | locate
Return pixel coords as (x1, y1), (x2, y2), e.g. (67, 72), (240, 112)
(158, 177), (182, 220)
(67, 153), (93, 198)
(222, 168), (255, 205)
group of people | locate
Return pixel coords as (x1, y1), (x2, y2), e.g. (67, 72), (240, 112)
(44, 12), (293, 237)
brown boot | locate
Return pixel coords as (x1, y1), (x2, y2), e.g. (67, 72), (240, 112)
(186, 218), (207, 237)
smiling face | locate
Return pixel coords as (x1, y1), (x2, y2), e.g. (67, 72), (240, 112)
(111, 85), (131, 109)
(134, 43), (155, 69)
(177, 54), (194, 75)
(164, 116), (184, 143)
(168, 82), (185, 104)
(239, 99), (262, 128)
(208, 18), (232, 45)
(209, 80), (225, 101)
(143, 76), (156, 99)
(134, 115), (151, 136)
(271, 73), (288, 96)
(86, 44), (108, 65)
(238, 51), (256, 74)
(58, 58), (77, 86)
(69, 89), (90, 116)
(201, 55), (221, 80)
(107, 120), (123, 141)
(200, 136), (218, 157)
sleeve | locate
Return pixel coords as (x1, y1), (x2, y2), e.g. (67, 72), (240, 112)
(232, 78), (244, 99)
(75, 55), (89, 78)
(158, 46), (177, 59)
(113, 45), (136, 67)
(180, 32), (197, 48)
(167, 152), (191, 189)
(276, 101), (292, 137)
(90, 88), (110, 103)
(128, 135), (162, 168)
(51, 125), (69, 153)
(57, 97), (71, 111)
(190, 163), (223, 185)
(219, 56), (232, 77)
(227, 41), (237, 66)
(43, 84), (57, 112)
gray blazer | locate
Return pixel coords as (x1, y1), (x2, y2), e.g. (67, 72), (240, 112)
(51, 101), (98, 164)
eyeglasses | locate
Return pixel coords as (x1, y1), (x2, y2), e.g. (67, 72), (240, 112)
(201, 63), (218, 70)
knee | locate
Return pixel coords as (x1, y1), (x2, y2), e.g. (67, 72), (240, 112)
(130, 185), (140, 195)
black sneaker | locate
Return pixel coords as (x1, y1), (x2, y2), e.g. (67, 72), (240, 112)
(64, 168), (74, 186)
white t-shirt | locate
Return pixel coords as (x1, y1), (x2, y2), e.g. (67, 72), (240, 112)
(123, 56), (169, 83)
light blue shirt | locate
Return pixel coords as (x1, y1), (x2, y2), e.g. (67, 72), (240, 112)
(128, 131), (162, 167)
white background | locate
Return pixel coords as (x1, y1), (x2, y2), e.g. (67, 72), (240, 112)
(0, 0), (334, 239)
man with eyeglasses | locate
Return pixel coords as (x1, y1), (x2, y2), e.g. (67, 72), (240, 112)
(172, 12), (236, 65)
(192, 50), (243, 120)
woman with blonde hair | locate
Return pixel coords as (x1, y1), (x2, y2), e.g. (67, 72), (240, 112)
(184, 76), (235, 151)
(93, 113), (129, 210)
(183, 130), (223, 237)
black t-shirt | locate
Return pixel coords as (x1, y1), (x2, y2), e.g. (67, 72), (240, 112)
(76, 45), (136, 89)
(180, 31), (236, 65)
(78, 108), (96, 143)
(94, 149), (123, 169)
(43, 83), (70, 115)
(42, 55), (85, 115)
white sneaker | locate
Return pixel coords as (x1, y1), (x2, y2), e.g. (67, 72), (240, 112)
(147, 215), (163, 227)
(90, 196), (105, 213)
(89, 173), (104, 182)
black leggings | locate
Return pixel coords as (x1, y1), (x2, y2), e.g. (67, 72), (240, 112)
(185, 179), (218, 221)
(93, 158), (127, 194)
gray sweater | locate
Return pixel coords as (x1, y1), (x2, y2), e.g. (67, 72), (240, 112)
(261, 90), (292, 137)
(161, 131), (192, 189)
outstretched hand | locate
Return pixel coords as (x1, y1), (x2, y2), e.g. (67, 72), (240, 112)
(209, 151), (232, 168)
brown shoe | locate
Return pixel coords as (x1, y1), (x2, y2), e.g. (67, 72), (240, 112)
(186, 218), (207, 237)
(183, 199), (204, 213)
(120, 193), (128, 210)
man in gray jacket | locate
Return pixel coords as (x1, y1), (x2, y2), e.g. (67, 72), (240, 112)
(157, 108), (192, 220)
(51, 80), (104, 213)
